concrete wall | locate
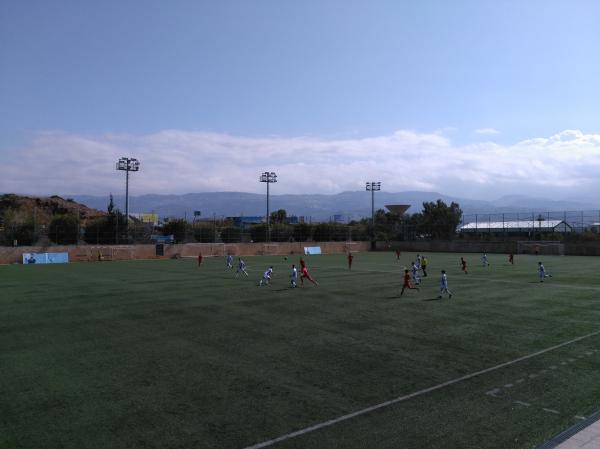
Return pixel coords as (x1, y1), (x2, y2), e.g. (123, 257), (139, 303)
(0, 241), (370, 264)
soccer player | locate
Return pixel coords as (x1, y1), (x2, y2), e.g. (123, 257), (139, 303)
(198, 253), (203, 267)
(538, 261), (552, 282)
(395, 249), (401, 261)
(226, 254), (233, 269)
(300, 263), (319, 287)
(347, 252), (354, 270)
(411, 261), (421, 285)
(421, 256), (429, 277)
(460, 257), (468, 274)
(259, 266), (273, 286)
(235, 258), (248, 277)
(438, 270), (453, 299)
(400, 269), (419, 296)
(482, 253), (490, 267)
(290, 264), (298, 288)
(416, 254), (422, 269)
(508, 253), (514, 265)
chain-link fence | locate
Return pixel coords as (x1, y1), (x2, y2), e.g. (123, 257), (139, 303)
(3, 209), (600, 247)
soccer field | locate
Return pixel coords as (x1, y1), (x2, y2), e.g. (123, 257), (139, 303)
(2, 251), (600, 449)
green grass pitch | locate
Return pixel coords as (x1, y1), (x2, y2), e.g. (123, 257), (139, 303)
(2, 251), (600, 449)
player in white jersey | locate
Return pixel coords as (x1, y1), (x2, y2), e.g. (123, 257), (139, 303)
(411, 262), (421, 285)
(438, 270), (453, 299)
(259, 266), (273, 286)
(290, 264), (298, 288)
(226, 254), (233, 269)
(416, 254), (422, 269)
(482, 253), (490, 267)
(235, 258), (248, 277)
(538, 261), (552, 282)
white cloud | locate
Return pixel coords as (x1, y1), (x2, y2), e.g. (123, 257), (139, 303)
(475, 128), (500, 135)
(1, 128), (600, 200)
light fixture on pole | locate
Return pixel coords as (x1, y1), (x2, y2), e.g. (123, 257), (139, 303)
(366, 181), (381, 249)
(259, 171), (277, 242)
(116, 157), (140, 238)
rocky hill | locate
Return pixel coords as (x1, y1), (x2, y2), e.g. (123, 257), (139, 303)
(0, 194), (105, 225)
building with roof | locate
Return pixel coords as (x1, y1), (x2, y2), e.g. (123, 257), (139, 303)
(459, 219), (572, 233)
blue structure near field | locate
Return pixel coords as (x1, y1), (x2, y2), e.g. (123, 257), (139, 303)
(227, 216), (264, 231)
(304, 246), (322, 255)
(22, 252), (69, 264)
(151, 234), (175, 243)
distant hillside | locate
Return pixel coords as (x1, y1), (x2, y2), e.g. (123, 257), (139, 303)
(0, 194), (105, 225)
(71, 191), (599, 221)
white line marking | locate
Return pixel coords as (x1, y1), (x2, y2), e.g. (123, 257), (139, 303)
(543, 408), (560, 415)
(514, 401), (531, 407)
(243, 329), (600, 449)
(485, 388), (502, 397)
(575, 415), (586, 420)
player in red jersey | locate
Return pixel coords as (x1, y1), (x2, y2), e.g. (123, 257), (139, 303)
(347, 252), (354, 270)
(400, 269), (419, 295)
(508, 253), (514, 265)
(300, 264), (319, 287)
(460, 257), (468, 274)
(198, 253), (203, 267)
(395, 249), (401, 261)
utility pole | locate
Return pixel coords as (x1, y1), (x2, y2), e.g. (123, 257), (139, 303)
(365, 182), (381, 250)
(259, 171), (278, 242)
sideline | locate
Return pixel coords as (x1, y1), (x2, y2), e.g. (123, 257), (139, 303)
(244, 329), (600, 449)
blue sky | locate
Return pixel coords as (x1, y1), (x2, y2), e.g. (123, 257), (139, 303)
(1, 1), (600, 199)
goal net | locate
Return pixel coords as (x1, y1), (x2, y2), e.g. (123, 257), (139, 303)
(517, 241), (564, 256)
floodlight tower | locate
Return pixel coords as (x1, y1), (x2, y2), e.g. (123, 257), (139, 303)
(366, 182), (381, 249)
(116, 157), (140, 224)
(259, 171), (277, 242)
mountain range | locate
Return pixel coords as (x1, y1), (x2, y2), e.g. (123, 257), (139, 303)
(71, 191), (600, 221)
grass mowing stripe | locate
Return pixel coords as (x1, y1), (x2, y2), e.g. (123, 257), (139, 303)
(243, 329), (600, 449)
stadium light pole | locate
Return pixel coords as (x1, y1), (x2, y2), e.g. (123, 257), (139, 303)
(366, 182), (381, 250)
(116, 157), (140, 239)
(259, 171), (277, 242)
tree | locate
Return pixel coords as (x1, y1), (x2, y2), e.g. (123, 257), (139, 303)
(2, 208), (35, 246)
(107, 194), (115, 214)
(270, 209), (287, 224)
(270, 224), (293, 242)
(312, 223), (332, 242)
(162, 219), (189, 243)
(249, 224), (268, 242)
(293, 223), (312, 241)
(83, 213), (128, 244)
(220, 226), (241, 243)
(418, 200), (462, 239)
(83, 197), (127, 244)
(48, 214), (79, 245)
(193, 224), (215, 243)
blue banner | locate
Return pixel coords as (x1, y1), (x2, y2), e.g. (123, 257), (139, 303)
(23, 252), (69, 264)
